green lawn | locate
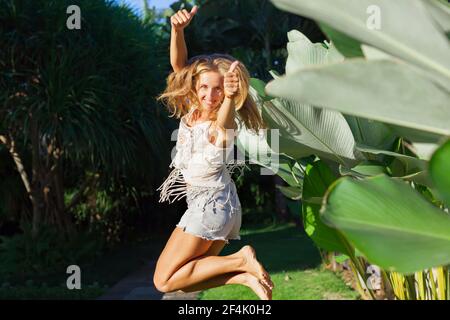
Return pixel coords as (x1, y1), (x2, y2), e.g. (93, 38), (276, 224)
(1, 223), (359, 300)
(199, 223), (360, 300)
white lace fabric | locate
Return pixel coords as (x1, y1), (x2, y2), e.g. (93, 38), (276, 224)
(157, 107), (247, 205)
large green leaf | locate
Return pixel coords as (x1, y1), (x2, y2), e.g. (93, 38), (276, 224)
(409, 142), (441, 161)
(384, 125), (444, 161)
(259, 32), (360, 166)
(425, 0), (450, 32)
(285, 30), (344, 74)
(268, 155), (305, 188)
(354, 144), (434, 189)
(262, 98), (359, 166)
(356, 144), (428, 173)
(235, 96), (305, 187)
(335, 66), (445, 147)
(361, 44), (396, 61)
(429, 139), (450, 205)
(339, 161), (389, 179)
(387, 125), (445, 144)
(259, 103), (310, 161)
(322, 41), (397, 151)
(322, 175), (450, 274)
(302, 160), (350, 254)
(237, 130), (305, 187)
(266, 60), (450, 136)
(277, 158), (305, 187)
(277, 185), (302, 200)
(319, 23), (364, 58)
(344, 116), (396, 151)
(270, 0), (450, 83)
(250, 78), (274, 101)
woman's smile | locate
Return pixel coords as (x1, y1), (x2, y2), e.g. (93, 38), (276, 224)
(196, 71), (224, 110)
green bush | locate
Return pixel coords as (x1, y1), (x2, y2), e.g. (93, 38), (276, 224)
(235, 165), (276, 225)
(0, 225), (104, 283)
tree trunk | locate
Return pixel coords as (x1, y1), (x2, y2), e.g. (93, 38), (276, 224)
(0, 132), (42, 237)
(55, 166), (72, 236)
(41, 136), (77, 240)
(3, 116), (80, 240)
(0, 134), (32, 195)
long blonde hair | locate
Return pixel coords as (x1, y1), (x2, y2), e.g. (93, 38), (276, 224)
(157, 54), (266, 133)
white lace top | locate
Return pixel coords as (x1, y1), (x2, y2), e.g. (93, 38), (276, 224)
(157, 108), (247, 204)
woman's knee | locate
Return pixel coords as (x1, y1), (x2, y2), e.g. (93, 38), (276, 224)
(153, 272), (171, 293)
(153, 231), (214, 293)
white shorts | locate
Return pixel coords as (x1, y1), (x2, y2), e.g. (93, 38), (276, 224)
(176, 182), (242, 244)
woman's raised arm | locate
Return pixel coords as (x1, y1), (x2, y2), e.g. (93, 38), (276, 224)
(216, 61), (240, 131)
(170, 6), (198, 73)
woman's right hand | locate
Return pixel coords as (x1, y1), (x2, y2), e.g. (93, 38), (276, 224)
(170, 5), (198, 31)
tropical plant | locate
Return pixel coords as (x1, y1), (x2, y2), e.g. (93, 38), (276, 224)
(166, 0), (325, 80)
(239, 0), (450, 299)
(0, 0), (171, 239)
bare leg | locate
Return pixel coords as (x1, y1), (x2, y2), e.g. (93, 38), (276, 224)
(163, 249), (246, 291)
(178, 241), (273, 299)
(154, 227), (215, 291)
(180, 271), (272, 300)
(163, 245), (273, 292)
(154, 227), (273, 297)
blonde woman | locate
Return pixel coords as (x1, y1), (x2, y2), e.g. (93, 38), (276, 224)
(153, 6), (274, 300)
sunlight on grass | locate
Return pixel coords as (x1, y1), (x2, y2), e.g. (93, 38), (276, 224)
(199, 223), (359, 300)
(199, 269), (359, 300)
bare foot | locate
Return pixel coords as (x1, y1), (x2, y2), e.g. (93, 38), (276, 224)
(243, 273), (272, 300)
(239, 245), (274, 290)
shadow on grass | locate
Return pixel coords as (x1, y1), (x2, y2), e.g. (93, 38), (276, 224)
(221, 223), (322, 273)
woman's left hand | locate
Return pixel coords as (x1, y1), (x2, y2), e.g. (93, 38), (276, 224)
(224, 61), (240, 99)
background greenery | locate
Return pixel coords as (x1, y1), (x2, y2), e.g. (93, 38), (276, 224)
(6, 0), (444, 301)
(245, 0), (450, 300)
(0, 0), (330, 299)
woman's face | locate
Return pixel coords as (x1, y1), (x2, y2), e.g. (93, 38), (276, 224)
(195, 71), (224, 112)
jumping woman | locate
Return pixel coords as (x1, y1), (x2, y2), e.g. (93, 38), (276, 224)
(153, 5), (274, 300)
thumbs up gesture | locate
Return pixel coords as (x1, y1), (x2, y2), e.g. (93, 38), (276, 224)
(170, 5), (198, 31)
(224, 61), (240, 99)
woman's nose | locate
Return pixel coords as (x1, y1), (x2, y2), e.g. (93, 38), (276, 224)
(206, 89), (216, 99)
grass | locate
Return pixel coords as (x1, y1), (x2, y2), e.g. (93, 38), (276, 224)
(198, 223), (360, 300)
(0, 222), (359, 300)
